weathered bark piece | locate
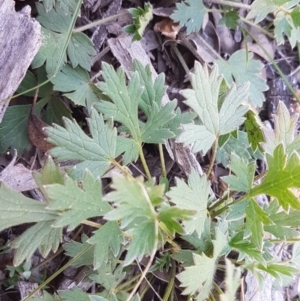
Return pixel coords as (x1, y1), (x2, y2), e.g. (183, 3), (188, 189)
(0, 151), (38, 192)
(0, 0), (41, 121)
(108, 34), (204, 176)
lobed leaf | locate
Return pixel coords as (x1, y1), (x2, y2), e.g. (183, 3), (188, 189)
(45, 108), (117, 179)
(216, 50), (268, 107)
(250, 144), (300, 210)
(88, 221), (123, 269)
(177, 62), (249, 154)
(177, 228), (227, 300)
(51, 65), (103, 110)
(171, 0), (207, 34)
(167, 169), (210, 236)
(45, 171), (111, 230)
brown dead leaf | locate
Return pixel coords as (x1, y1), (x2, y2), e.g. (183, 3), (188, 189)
(28, 89), (53, 152)
(154, 18), (180, 40)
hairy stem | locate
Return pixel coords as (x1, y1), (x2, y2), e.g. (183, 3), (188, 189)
(158, 144), (167, 178)
(206, 138), (218, 178)
(162, 260), (176, 301)
(139, 143), (152, 180)
(81, 219), (101, 228)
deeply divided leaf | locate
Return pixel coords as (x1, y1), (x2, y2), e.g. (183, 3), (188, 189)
(45, 108), (117, 179)
(177, 62), (249, 154)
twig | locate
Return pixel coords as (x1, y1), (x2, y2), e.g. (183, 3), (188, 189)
(73, 10), (128, 33)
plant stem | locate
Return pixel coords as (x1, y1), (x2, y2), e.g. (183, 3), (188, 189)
(213, 281), (224, 295)
(112, 159), (135, 179)
(158, 144), (167, 178)
(73, 10), (129, 33)
(243, 27), (300, 104)
(81, 219), (101, 228)
(116, 273), (142, 292)
(210, 193), (248, 218)
(206, 138), (218, 178)
(208, 170), (267, 212)
(204, 0), (251, 10)
(139, 143), (152, 180)
(162, 260), (176, 301)
(240, 17), (274, 38)
(268, 238), (300, 243)
(23, 244), (94, 301)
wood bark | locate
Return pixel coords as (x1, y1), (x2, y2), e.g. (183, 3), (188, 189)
(0, 0), (41, 122)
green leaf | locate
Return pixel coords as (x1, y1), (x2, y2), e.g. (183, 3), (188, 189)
(158, 205), (194, 236)
(220, 259), (241, 301)
(33, 1), (94, 75)
(264, 224), (300, 239)
(64, 234), (95, 267)
(88, 221), (123, 269)
(28, 291), (61, 301)
(105, 175), (170, 265)
(124, 3), (153, 41)
(219, 11), (239, 29)
(45, 108), (117, 179)
(0, 105), (32, 154)
(67, 32), (96, 71)
(96, 63), (142, 141)
(262, 101), (299, 155)
(125, 220), (156, 266)
(133, 60), (166, 117)
(229, 232), (265, 262)
(43, 96), (72, 126)
(246, 0), (288, 23)
(245, 109), (264, 151)
(45, 171), (111, 230)
(171, 0), (207, 34)
(177, 228), (227, 300)
(250, 144), (300, 210)
(257, 262), (299, 283)
(222, 153), (255, 192)
(0, 182), (58, 232)
(245, 199), (272, 249)
(116, 136), (139, 165)
(177, 62), (249, 154)
(96, 61), (179, 149)
(216, 49), (268, 107)
(91, 264), (125, 293)
(51, 65), (102, 110)
(216, 131), (260, 167)
(104, 176), (155, 226)
(33, 156), (64, 199)
(59, 287), (109, 301)
(17, 67), (53, 97)
(291, 6), (300, 27)
(43, 0), (56, 12)
(140, 101), (177, 143)
(167, 169), (210, 236)
(11, 221), (62, 266)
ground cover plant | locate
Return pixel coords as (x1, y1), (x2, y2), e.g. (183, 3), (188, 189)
(1, 0), (300, 300)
